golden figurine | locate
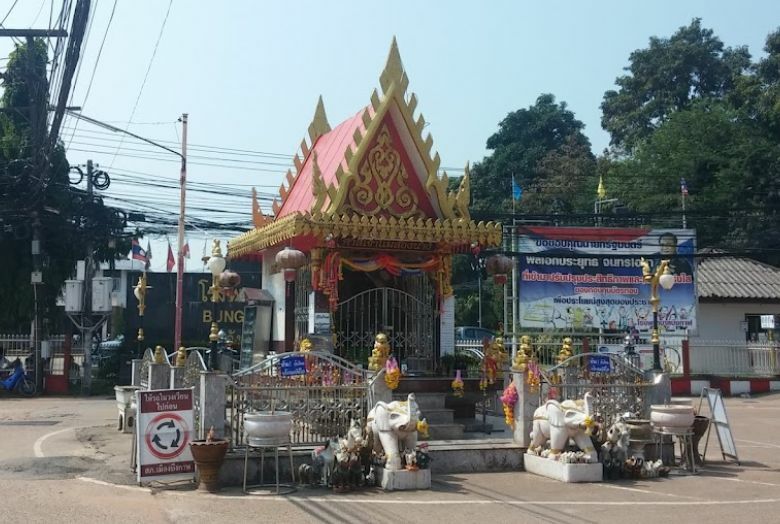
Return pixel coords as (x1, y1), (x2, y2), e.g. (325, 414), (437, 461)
(298, 338), (313, 352)
(512, 335), (532, 372)
(153, 345), (167, 365)
(557, 337), (573, 365)
(175, 346), (187, 367)
(368, 332), (391, 372)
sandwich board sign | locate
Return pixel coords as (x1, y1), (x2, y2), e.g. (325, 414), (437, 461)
(136, 388), (195, 483)
(698, 387), (739, 464)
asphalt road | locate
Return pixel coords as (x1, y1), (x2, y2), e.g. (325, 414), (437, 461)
(2, 393), (780, 524)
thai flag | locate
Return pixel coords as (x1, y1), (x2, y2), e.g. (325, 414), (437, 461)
(680, 178), (689, 196)
(131, 239), (147, 263)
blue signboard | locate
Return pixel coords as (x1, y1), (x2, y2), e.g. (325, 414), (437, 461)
(588, 355), (612, 373)
(280, 354), (307, 377)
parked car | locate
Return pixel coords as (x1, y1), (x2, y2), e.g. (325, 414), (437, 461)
(454, 326), (495, 342)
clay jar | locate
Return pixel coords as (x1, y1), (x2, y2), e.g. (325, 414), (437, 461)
(190, 438), (229, 492)
(650, 404), (695, 434)
(624, 418), (653, 441)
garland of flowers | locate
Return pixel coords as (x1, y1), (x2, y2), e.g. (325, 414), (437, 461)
(384, 356), (401, 390)
(501, 382), (518, 428)
(451, 369), (464, 397)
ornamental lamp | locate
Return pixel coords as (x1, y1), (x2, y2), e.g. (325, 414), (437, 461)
(486, 254), (513, 285)
(659, 265), (675, 290)
(276, 246), (306, 282)
(207, 241), (226, 277)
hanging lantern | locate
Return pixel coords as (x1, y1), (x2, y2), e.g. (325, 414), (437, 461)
(275, 246), (306, 282)
(485, 254), (513, 285)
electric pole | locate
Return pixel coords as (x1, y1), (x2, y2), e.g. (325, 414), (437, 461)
(174, 114), (188, 350)
(82, 160), (95, 394)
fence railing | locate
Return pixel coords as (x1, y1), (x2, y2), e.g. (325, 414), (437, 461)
(689, 340), (780, 377)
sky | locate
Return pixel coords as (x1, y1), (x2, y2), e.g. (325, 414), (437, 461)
(1, 0), (778, 271)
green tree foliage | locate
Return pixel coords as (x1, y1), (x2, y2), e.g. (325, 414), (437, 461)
(601, 18), (751, 153)
(0, 40), (128, 331)
(470, 94), (597, 216)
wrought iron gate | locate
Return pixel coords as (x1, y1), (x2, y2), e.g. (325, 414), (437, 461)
(334, 282), (436, 372)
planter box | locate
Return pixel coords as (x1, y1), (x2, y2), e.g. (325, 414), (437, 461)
(523, 453), (602, 483)
(375, 467), (431, 491)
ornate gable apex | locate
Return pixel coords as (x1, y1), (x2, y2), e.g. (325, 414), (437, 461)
(318, 37), (471, 220)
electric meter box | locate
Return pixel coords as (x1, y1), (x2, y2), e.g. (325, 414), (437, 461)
(91, 277), (114, 313)
(64, 280), (83, 313)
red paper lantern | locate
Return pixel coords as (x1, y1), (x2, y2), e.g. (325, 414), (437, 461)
(275, 247), (306, 283)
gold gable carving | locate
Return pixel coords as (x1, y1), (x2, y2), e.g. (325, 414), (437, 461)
(344, 124), (420, 218)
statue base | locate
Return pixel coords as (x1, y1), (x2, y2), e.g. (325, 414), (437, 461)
(375, 467), (431, 491)
(523, 453), (602, 483)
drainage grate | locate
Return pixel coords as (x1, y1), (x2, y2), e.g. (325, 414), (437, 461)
(0, 420), (61, 426)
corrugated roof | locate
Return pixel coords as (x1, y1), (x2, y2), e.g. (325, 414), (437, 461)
(697, 255), (780, 299)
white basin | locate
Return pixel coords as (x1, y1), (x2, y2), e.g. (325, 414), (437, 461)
(650, 404), (694, 434)
(243, 411), (293, 446)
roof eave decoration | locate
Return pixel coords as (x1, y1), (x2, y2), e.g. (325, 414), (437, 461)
(310, 37), (471, 221)
(227, 213), (502, 259)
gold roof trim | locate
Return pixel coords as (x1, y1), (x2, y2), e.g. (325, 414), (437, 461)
(227, 212), (502, 259)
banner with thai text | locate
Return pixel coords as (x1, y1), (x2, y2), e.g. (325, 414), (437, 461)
(517, 227), (696, 333)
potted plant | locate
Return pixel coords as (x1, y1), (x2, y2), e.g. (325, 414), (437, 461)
(190, 426), (229, 492)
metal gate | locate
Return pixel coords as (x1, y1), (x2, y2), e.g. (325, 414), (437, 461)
(334, 283), (436, 372)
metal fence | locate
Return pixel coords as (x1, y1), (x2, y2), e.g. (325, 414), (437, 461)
(689, 340), (780, 376)
(229, 351), (371, 446)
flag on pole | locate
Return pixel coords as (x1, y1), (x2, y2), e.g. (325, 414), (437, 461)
(145, 240), (152, 271)
(680, 178), (689, 196)
(597, 175), (607, 199)
(167, 241), (175, 272)
(512, 176), (523, 201)
(130, 239), (147, 263)
(182, 238), (191, 259)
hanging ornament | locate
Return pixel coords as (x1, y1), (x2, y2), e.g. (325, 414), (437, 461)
(275, 246), (306, 282)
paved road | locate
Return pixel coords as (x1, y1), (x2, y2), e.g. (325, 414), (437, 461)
(2, 393), (780, 523)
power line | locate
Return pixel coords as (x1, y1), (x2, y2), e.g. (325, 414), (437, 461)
(107, 0), (173, 169)
(0, 0), (20, 26)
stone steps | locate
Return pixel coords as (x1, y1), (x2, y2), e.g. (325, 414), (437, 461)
(427, 423), (465, 440)
(420, 408), (455, 425)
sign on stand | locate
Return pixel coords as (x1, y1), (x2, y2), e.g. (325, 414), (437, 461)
(136, 389), (195, 483)
(698, 387), (740, 464)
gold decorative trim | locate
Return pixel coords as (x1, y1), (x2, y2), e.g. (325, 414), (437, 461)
(227, 212), (502, 259)
(251, 187), (269, 228)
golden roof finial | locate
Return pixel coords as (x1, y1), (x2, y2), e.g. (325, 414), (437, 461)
(252, 187), (268, 228)
(380, 36), (408, 95)
(308, 95), (331, 145)
(597, 175), (606, 200)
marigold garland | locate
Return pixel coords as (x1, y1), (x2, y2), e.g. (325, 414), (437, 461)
(384, 356), (401, 390)
(500, 382), (518, 428)
(451, 369), (464, 398)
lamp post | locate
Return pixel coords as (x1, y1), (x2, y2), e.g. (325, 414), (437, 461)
(640, 258), (676, 371)
(133, 273), (150, 359)
(206, 240), (226, 370)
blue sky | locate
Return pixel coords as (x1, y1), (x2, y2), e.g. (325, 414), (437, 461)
(1, 1), (778, 271)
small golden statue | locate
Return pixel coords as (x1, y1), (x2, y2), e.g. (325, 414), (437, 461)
(368, 333), (391, 372)
(153, 345), (167, 365)
(512, 335), (532, 372)
(175, 346), (187, 367)
(557, 337), (573, 365)
(298, 338), (313, 352)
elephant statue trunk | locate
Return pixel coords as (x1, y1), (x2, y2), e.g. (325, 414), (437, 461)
(367, 393), (421, 471)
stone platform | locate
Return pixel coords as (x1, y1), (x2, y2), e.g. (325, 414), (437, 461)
(523, 453), (602, 483)
(376, 467), (431, 491)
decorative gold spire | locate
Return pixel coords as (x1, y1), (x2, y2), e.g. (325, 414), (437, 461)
(308, 95), (331, 145)
(597, 175), (606, 199)
(252, 187), (268, 228)
(379, 36), (408, 96)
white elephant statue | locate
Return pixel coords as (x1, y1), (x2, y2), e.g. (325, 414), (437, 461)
(529, 392), (597, 462)
(367, 393), (421, 470)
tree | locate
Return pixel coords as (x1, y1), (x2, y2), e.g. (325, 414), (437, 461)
(0, 40), (128, 331)
(601, 18), (751, 153)
(470, 94), (597, 216)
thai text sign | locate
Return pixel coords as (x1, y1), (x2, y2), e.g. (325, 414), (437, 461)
(280, 354), (307, 377)
(517, 227), (696, 333)
(588, 355), (612, 373)
(137, 389), (195, 483)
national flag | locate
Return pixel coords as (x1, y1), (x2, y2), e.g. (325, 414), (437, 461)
(145, 240), (152, 271)
(597, 175), (607, 200)
(167, 241), (175, 272)
(182, 238), (191, 259)
(512, 176), (523, 201)
(130, 239), (147, 263)
(680, 178), (689, 196)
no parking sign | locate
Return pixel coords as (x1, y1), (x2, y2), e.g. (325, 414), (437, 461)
(136, 389), (195, 483)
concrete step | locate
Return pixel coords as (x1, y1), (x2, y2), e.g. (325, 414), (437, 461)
(397, 392), (446, 410)
(425, 438), (524, 474)
(427, 423), (465, 440)
(419, 408), (454, 425)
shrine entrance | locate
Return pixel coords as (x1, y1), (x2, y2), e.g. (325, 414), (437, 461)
(334, 271), (437, 373)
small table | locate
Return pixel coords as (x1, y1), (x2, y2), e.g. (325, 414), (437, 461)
(653, 428), (697, 475)
(242, 437), (296, 495)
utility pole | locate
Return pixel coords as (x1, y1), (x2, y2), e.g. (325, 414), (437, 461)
(82, 160), (95, 394)
(174, 114), (188, 351)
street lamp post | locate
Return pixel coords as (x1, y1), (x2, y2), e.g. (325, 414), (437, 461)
(206, 240), (226, 370)
(640, 258), (676, 371)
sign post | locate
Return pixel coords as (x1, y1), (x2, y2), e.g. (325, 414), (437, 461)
(698, 387), (739, 464)
(136, 389), (195, 484)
